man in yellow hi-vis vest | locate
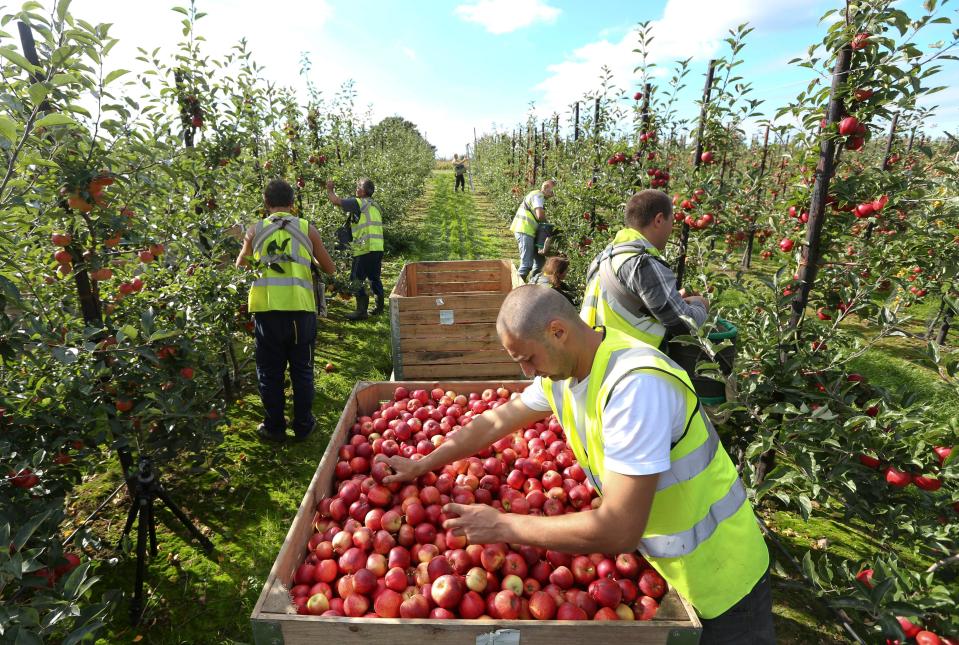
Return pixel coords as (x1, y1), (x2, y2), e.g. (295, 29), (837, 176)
(383, 285), (774, 644)
(326, 178), (385, 321)
(510, 180), (554, 281)
(236, 179), (335, 442)
(581, 190), (709, 349)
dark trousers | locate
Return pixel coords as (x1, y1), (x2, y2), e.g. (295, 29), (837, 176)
(454, 174), (466, 191)
(350, 251), (384, 298)
(699, 571), (776, 644)
(253, 310), (316, 437)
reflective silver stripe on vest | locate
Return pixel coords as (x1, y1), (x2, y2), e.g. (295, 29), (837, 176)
(655, 419), (720, 492)
(252, 217), (313, 258)
(261, 254), (312, 267)
(252, 277), (313, 290)
(582, 293), (599, 310)
(601, 286), (666, 338)
(638, 479), (747, 559)
(355, 234), (384, 243)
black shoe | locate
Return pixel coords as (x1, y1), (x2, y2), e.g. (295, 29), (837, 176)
(257, 423), (286, 443)
(371, 295), (385, 316)
(293, 421), (316, 442)
(346, 293), (370, 321)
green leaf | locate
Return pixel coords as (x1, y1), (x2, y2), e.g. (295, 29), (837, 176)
(796, 494), (812, 520)
(56, 0), (72, 22)
(0, 47), (39, 73)
(103, 68), (129, 85)
(50, 72), (75, 86)
(801, 551), (819, 587)
(0, 115), (18, 143)
(27, 82), (48, 106)
(13, 509), (52, 550)
(51, 346), (79, 364)
(33, 113), (78, 129)
(118, 324), (138, 342)
(14, 628), (43, 645)
(61, 560), (91, 598)
(63, 622), (106, 645)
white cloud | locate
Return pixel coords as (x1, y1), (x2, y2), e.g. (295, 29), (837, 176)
(72, 0), (337, 93)
(532, 0), (824, 117)
(402, 46), (417, 61)
(454, 0), (560, 34)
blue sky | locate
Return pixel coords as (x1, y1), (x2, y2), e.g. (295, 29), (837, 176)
(72, 0), (958, 156)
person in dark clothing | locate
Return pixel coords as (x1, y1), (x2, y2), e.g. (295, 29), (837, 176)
(530, 256), (577, 306)
(453, 154), (468, 192)
(235, 179), (335, 442)
(325, 178), (385, 320)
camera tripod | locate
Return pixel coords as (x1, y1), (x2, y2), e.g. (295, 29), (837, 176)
(118, 452), (214, 623)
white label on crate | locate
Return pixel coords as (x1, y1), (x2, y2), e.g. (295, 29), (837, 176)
(439, 310), (454, 325)
(436, 298), (444, 306)
(476, 629), (520, 645)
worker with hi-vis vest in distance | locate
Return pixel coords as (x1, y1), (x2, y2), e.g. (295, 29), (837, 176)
(381, 286), (775, 644)
(326, 177), (385, 321)
(236, 179), (335, 443)
(510, 180), (555, 281)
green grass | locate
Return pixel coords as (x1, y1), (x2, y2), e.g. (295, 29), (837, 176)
(77, 172), (952, 643)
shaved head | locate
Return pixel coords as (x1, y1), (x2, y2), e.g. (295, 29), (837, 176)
(497, 284), (582, 340)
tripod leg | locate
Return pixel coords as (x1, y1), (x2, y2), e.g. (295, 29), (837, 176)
(155, 485), (214, 552)
(119, 494), (139, 549)
(130, 499), (148, 624)
(147, 497), (158, 557)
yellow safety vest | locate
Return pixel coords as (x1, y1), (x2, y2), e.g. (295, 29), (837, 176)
(247, 215), (316, 312)
(510, 190), (543, 237)
(541, 327), (768, 619)
(580, 228), (667, 347)
(352, 198), (384, 257)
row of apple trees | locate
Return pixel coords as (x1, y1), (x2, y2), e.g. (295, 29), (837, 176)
(474, 1), (958, 641)
(0, 1), (433, 642)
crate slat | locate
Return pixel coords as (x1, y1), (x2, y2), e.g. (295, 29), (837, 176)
(401, 348), (514, 366)
(400, 362), (525, 379)
(416, 280), (504, 295)
(398, 323), (501, 342)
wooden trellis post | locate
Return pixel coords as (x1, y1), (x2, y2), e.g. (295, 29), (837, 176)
(742, 124), (771, 269)
(573, 102), (580, 142)
(787, 45), (853, 329)
(675, 59), (716, 287)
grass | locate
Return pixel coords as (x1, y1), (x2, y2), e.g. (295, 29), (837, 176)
(76, 170), (952, 643)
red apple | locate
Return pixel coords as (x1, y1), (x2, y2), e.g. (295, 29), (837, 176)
(306, 592), (330, 615)
(493, 590), (521, 619)
(638, 569), (666, 599)
(556, 602), (588, 620)
(399, 593), (430, 618)
(431, 574), (464, 609)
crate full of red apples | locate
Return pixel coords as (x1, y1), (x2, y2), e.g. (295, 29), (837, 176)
(250, 381), (701, 645)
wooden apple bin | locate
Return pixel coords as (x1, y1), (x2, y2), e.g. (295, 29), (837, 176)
(250, 380), (703, 645)
(389, 260), (526, 380)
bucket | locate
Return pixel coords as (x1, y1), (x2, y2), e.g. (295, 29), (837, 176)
(667, 319), (737, 405)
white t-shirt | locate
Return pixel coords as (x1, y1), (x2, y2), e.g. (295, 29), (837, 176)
(527, 192), (545, 211)
(520, 372), (686, 476)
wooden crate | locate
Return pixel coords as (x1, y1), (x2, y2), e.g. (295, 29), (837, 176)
(250, 380), (703, 645)
(389, 260), (525, 380)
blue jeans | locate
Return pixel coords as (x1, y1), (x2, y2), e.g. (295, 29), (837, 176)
(514, 232), (544, 280)
(253, 310), (316, 437)
(699, 571), (776, 644)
